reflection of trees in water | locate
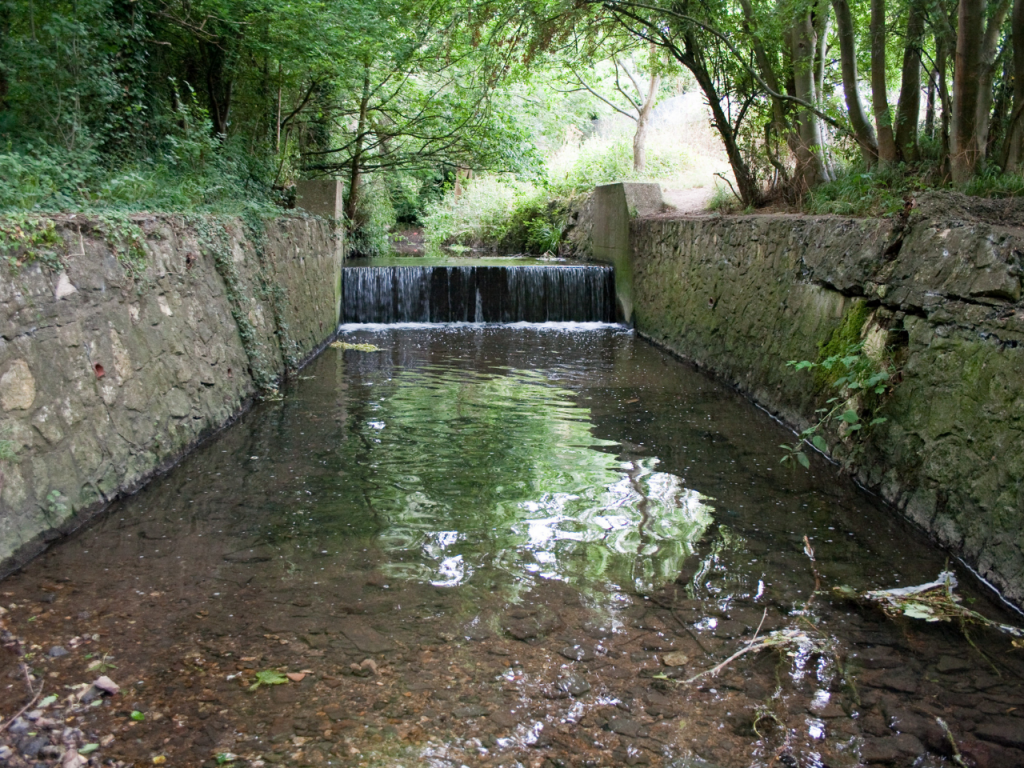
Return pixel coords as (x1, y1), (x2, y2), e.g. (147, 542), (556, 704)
(261, 367), (713, 595)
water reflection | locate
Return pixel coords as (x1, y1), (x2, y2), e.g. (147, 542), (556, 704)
(309, 365), (713, 594)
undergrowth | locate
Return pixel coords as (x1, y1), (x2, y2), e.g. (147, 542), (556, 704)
(804, 156), (1024, 217)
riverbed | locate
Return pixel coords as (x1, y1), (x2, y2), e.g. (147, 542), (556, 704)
(1, 325), (1022, 768)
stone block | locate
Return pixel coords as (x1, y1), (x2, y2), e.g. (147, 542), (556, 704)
(295, 179), (344, 220)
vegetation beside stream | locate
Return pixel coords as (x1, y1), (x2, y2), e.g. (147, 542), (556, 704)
(2, 0), (1023, 258)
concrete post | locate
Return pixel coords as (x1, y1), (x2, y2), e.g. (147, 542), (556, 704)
(295, 179), (346, 324)
(591, 182), (662, 324)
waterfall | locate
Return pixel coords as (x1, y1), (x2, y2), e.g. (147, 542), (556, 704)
(341, 266), (615, 323)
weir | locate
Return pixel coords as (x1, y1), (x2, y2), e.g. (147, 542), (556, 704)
(340, 264), (616, 323)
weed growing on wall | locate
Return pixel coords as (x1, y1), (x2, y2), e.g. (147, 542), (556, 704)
(780, 341), (892, 468)
(0, 215), (63, 270)
(240, 208), (301, 371)
(94, 215), (148, 280)
(189, 215), (279, 396)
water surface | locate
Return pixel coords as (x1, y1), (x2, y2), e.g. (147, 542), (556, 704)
(2, 326), (1022, 768)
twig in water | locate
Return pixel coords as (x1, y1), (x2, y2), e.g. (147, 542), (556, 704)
(936, 717), (968, 768)
(0, 664), (42, 733)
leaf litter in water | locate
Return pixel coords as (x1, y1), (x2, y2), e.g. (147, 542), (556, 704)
(834, 570), (1024, 637)
(330, 341), (383, 352)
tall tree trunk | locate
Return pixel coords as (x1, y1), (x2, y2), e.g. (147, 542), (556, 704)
(791, 13), (831, 189)
(974, 0), (1012, 162)
(832, 0), (879, 164)
(895, 0), (925, 161)
(952, 0), (988, 182)
(813, 0), (830, 100)
(740, 0), (791, 149)
(925, 67), (937, 137)
(871, 0), (899, 164)
(345, 68), (372, 225)
(633, 70), (661, 173)
(202, 41), (233, 137)
(1005, 0), (1024, 170)
(683, 42), (763, 206)
(938, 37), (953, 177)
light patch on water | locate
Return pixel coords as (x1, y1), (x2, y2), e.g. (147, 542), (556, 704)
(338, 321), (627, 332)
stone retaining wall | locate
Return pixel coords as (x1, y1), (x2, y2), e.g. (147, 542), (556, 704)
(0, 213), (342, 573)
(629, 193), (1024, 603)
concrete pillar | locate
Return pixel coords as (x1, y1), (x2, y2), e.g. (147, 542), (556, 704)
(295, 179), (346, 323)
(295, 179), (344, 219)
(591, 182), (662, 324)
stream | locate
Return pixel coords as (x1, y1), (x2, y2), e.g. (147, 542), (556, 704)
(1, 324), (1023, 768)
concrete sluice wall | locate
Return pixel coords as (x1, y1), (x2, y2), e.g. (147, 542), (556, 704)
(0, 213), (342, 574)
(608, 188), (1024, 604)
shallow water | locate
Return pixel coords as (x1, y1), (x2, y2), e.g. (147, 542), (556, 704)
(2, 326), (1023, 768)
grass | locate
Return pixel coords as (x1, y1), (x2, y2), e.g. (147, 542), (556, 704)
(804, 159), (1024, 218)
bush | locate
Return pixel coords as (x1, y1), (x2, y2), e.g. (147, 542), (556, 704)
(422, 176), (542, 250)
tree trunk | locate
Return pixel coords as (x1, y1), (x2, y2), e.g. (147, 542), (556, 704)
(791, 14), (831, 190)
(453, 167), (473, 200)
(1005, 0), (1024, 170)
(813, 0), (830, 100)
(951, 0), (987, 182)
(974, 0), (1012, 162)
(894, 0), (925, 161)
(871, 0), (899, 164)
(938, 37), (952, 178)
(925, 67), (936, 137)
(683, 42), (763, 206)
(740, 0), (791, 147)
(832, 0), (879, 164)
(345, 69), (372, 225)
(633, 71), (661, 173)
(203, 41), (233, 137)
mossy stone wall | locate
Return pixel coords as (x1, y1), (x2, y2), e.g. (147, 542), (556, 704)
(630, 193), (1024, 603)
(0, 213), (342, 573)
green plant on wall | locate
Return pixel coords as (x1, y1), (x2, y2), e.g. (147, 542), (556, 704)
(780, 340), (891, 468)
(94, 215), (147, 280)
(0, 215), (63, 270)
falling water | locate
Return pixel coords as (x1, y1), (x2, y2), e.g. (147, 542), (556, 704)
(340, 265), (616, 323)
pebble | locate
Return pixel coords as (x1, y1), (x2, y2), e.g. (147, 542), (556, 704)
(545, 672), (590, 698)
(92, 676), (120, 695)
(973, 717), (1024, 749)
(559, 644), (595, 662)
(935, 655), (972, 673)
(48, 646), (69, 658)
(0, 746), (12, 760)
(452, 704), (488, 719)
(860, 734), (925, 763)
(607, 716), (642, 738)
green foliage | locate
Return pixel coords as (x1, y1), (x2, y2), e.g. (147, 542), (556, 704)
(248, 669), (289, 691)
(781, 303), (893, 468)
(45, 490), (69, 517)
(0, 215), (64, 270)
(804, 164), (927, 217)
(347, 177), (398, 258)
(422, 177), (543, 250)
(815, 301), (872, 389)
(94, 215), (147, 279)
